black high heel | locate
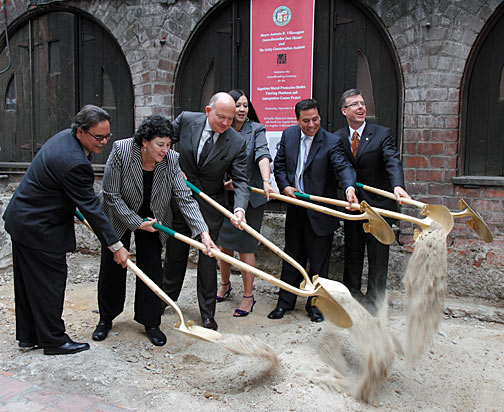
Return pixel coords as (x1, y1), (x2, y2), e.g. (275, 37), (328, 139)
(233, 295), (256, 317)
(216, 281), (232, 302)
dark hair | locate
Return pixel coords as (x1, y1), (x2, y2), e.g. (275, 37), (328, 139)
(294, 99), (320, 119)
(339, 89), (361, 108)
(71, 105), (110, 134)
(227, 89), (261, 123)
(133, 115), (174, 146)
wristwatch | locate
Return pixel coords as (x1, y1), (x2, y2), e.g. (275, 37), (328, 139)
(263, 177), (273, 184)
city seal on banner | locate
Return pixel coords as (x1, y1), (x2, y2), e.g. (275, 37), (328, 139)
(273, 5), (292, 26)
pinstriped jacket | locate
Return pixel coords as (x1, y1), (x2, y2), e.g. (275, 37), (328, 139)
(101, 138), (208, 245)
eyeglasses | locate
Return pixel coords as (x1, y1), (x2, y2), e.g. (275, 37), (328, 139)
(344, 101), (366, 109)
(87, 130), (112, 141)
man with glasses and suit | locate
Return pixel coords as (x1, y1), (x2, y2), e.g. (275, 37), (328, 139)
(335, 88), (410, 314)
(3, 105), (129, 355)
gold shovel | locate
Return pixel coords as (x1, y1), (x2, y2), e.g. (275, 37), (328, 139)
(74, 210), (222, 343)
(356, 183), (492, 242)
(154, 220), (354, 329)
(250, 187), (396, 245)
(185, 180), (314, 291)
(291, 191), (453, 239)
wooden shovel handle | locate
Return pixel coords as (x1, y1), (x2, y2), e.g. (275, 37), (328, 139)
(356, 182), (424, 208)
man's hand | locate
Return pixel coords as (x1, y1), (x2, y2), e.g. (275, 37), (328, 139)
(263, 181), (277, 199)
(200, 232), (216, 256)
(113, 247), (130, 268)
(138, 218), (158, 232)
(230, 210), (246, 229)
(282, 186), (297, 198)
(393, 186), (411, 204)
(345, 187), (359, 210)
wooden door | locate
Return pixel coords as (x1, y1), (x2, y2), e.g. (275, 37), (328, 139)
(0, 10), (133, 164)
(174, 0), (400, 140)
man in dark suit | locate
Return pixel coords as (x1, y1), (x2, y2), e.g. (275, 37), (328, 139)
(163, 92), (249, 331)
(335, 88), (410, 314)
(267, 98), (357, 322)
(3, 105), (129, 355)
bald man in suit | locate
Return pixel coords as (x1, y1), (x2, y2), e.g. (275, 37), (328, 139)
(163, 92), (249, 331)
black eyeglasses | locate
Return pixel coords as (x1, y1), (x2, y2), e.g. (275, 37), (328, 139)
(87, 130), (112, 141)
(344, 101), (366, 109)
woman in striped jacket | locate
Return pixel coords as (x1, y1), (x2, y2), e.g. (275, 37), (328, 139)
(92, 115), (215, 346)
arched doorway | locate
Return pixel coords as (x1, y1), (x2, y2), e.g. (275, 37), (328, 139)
(0, 8), (134, 165)
(174, 0), (402, 139)
(461, 3), (504, 178)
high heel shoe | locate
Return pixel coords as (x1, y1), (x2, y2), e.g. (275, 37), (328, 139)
(216, 281), (232, 302)
(233, 295), (256, 317)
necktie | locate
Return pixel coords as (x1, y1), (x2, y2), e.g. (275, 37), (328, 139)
(87, 153), (93, 163)
(295, 136), (308, 192)
(198, 130), (214, 167)
(352, 131), (359, 158)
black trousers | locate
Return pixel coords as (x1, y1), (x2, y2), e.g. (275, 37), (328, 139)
(12, 239), (71, 349)
(277, 204), (334, 310)
(343, 219), (390, 310)
(163, 205), (218, 320)
(98, 229), (164, 328)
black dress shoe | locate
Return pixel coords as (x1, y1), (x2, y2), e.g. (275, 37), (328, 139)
(267, 307), (289, 319)
(44, 341), (90, 355)
(145, 327), (167, 346)
(306, 306), (324, 323)
(92, 321), (112, 341)
(18, 341), (38, 348)
(202, 317), (218, 331)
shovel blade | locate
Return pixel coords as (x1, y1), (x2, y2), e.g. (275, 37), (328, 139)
(420, 204), (454, 233)
(459, 199), (493, 243)
(360, 201), (396, 245)
(174, 321), (222, 343)
(312, 277), (353, 328)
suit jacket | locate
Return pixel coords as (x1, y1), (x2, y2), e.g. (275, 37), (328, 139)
(274, 125), (356, 237)
(172, 111), (249, 232)
(335, 123), (405, 212)
(240, 119), (272, 209)
(100, 138), (208, 245)
(3, 129), (119, 253)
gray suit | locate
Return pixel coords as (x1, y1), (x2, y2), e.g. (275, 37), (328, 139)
(164, 111), (249, 320)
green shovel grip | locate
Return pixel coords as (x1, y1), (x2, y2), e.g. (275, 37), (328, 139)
(75, 209), (85, 222)
(184, 179), (201, 195)
(294, 192), (310, 201)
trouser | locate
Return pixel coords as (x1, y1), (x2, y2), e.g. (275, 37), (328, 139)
(98, 229), (164, 328)
(163, 205), (219, 320)
(12, 239), (71, 349)
(343, 219), (390, 310)
(277, 205), (333, 310)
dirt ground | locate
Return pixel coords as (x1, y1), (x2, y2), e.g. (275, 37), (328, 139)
(0, 252), (503, 412)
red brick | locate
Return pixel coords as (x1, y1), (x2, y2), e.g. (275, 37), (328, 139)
(454, 186), (484, 198)
(404, 129), (428, 141)
(428, 183), (454, 196)
(0, 378), (31, 402)
(405, 169), (416, 181)
(417, 142), (444, 155)
(153, 84), (171, 93)
(445, 142), (458, 155)
(443, 115), (459, 128)
(142, 84), (152, 95)
(486, 252), (504, 266)
(443, 170), (457, 181)
(485, 188), (504, 198)
(25, 389), (61, 405)
(469, 199), (501, 213)
(430, 156), (457, 169)
(405, 155), (428, 168)
(53, 394), (100, 412)
(417, 170), (443, 182)
(431, 129), (458, 142)
(404, 142), (416, 154)
(404, 115), (417, 128)
(158, 59), (175, 71)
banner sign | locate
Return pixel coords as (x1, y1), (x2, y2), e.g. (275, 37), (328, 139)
(250, 0), (315, 133)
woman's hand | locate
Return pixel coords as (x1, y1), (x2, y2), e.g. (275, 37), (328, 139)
(231, 210), (246, 229)
(223, 179), (234, 191)
(138, 218), (159, 232)
(200, 232), (216, 256)
(263, 180), (277, 199)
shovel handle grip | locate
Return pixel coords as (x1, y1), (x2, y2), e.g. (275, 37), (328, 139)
(356, 182), (424, 208)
